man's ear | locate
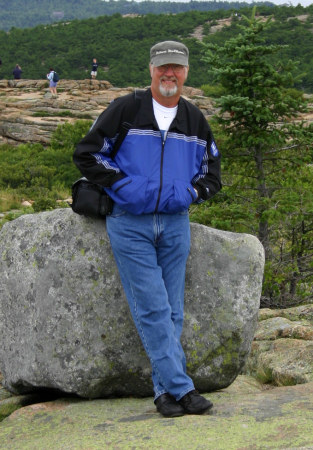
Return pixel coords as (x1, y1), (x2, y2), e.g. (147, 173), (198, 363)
(149, 63), (154, 78)
(185, 66), (189, 81)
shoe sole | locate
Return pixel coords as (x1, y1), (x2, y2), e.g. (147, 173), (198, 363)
(184, 403), (213, 415)
(158, 411), (185, 418)
(156, 406), (185, 418)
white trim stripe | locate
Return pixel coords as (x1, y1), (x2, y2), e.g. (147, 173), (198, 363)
(93, 153), (120, 172)
(128, 129), (161, 138)
(127, 128), (206, 147)
(167, 132), (207, 147)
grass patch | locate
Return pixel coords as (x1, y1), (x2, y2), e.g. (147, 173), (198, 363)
(0, 190), (21, 213)
(0, 402), (20, 422)
(32, 110), (93, 119)
(255, 366), (275, 385)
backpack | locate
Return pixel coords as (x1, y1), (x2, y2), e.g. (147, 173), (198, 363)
(52, 71), (59, 82)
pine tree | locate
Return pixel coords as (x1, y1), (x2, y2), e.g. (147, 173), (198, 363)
(201, 7), (313, 307)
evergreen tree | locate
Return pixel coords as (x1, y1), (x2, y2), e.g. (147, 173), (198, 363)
(200, 7), (313, 307)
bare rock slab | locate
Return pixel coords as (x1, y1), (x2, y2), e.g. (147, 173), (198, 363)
(0, 209), (264, 398)
(0, 377), (312, 449)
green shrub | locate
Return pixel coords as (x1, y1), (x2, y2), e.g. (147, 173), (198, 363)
(201, 83), (225, 98)
(50, 120), (92, 150)
(0, 120), (90, 215)
(32, 198), (57, 212)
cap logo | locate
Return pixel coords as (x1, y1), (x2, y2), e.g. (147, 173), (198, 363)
(155, 49), (185, 55)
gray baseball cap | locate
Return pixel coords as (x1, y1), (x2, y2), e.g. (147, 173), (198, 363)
(150, 40), (189, 67)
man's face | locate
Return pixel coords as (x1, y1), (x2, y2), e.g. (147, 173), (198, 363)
(150, 63), (189, 104)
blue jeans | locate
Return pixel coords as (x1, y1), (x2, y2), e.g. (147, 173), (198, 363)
(106, 204), (195, 401)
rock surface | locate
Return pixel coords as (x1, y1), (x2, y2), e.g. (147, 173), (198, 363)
(245, 304), (313, 386)
(0, 208), (264, 398)
(0, 79), (216, 146)
(1, 376), (313, 449)
(0, 79), (312, 147)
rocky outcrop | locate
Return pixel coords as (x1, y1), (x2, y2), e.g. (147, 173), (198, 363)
(245, 304), (313, 385)
(0, 79), (217, 146)
(0, 208), (264, 398)
(1, 79), (312, 146)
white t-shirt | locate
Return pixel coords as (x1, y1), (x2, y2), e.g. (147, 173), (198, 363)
(152, 98), (177, 141)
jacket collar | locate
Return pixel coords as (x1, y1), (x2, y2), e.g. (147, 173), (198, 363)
(136, 88), (188, 133)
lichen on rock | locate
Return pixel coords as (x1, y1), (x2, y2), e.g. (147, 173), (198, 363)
(0, 209), (264, 398)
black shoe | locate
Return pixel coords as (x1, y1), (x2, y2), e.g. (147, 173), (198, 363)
(154, 393), (185, 417)
(179, 390), (213, 415)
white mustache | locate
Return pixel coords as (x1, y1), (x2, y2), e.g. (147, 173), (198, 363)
(160, 76), (177, 83)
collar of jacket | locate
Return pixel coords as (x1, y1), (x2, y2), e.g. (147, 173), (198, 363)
(135, 88), (188, 134)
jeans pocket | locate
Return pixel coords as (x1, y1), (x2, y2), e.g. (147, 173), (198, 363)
(110, 203), (127, 217)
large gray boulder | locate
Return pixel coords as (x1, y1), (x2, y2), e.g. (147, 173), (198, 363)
(0, 208), (264, 398)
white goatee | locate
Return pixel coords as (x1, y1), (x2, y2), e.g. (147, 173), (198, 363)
(159, 84), (178, 97)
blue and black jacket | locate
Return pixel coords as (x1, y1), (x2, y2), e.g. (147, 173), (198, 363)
(73, 88), (221, 215)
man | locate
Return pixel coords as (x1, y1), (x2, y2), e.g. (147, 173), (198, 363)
(91, 58), (98, 79)
(73, 41), (222, 417)
(13, 64), (22, 79)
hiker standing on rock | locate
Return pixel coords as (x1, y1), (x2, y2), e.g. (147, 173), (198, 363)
(46, 67), (58, 97)
(91, 58), (98, 79)
(12, 64), (22, 79)
(73, 41), (222, 417)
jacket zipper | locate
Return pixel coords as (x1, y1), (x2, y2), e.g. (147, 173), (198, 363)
(154, 136), (165, 213)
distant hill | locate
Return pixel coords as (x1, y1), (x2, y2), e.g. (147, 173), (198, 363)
(0, 0), (275, 31)
(0, 5), (312, 92)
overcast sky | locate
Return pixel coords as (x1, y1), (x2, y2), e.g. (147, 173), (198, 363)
(236, 0), (312, 6)
(139, 0), (312, 7)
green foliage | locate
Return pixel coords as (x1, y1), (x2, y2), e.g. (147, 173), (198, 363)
(198, 7), (313, 307)
(32, 198), (57, 212)
(201, 6), (313, 93)
(0, 5), (312, 92)
(50, 120), (92, 151)
(201, 83), (226, 98)
(0, 0), (270, 31)
(0, 120), (89, 211)
(0, 189), (22, 213)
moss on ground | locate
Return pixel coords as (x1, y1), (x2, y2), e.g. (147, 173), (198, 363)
(1, 377), (313, 449)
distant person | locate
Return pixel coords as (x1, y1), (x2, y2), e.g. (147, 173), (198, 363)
(47, 67), (58, 97)
(13, 64), (22, 80)
(91, 58), (98, 79)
